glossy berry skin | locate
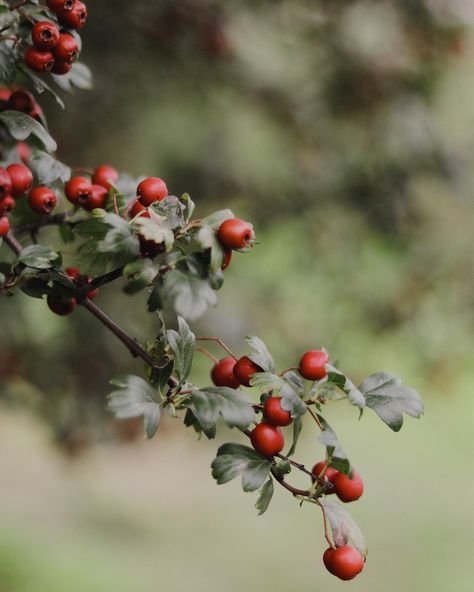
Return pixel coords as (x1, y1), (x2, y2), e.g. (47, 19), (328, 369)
(47, 294), (76, 316)
(46, 0), (74, 12)
(211, 357), (240, 389)
(65, 176), (92, 204)
(217, 218), (255, 251)
(0, 195), (16, 216)
(25, 47), (55, 72)
(129, 199), (149, 219)
(52, 60), (72, 75)
(323, 546), (364, 580)
(250, 423), (284, 457)
(0, 167), (12, 198)
(332, 470), (364, 503)
(53, 33), (79, 63)
(7, 163), (33, 196)
(137, 177), (168, 206)
(221, 248), (232, 271)
(263, 397), (292, 426)
(233, 355), (262, 387)
(7, 90), (36, 115)
(82, 184), (107, 211)
(298, 350), (329, 381)
(58, 1), (87, 29)
(92, 165), (119, 190)
(28, 187), (57, 214)
(32, 22), (60, 50)
(0, 216), (10, 237)
(311, 461), (338, 482)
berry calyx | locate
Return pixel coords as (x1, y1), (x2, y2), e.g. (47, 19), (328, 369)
(82, 184), (107, 211)
(53, 33), (79, 63)
(217, 218), (255, 251)
(46, 0), (74, 12)
(263, 396), (292, 426)
(47, 293), (76, 316)
(58, 1), (87, 29)
(332, 469), (364, 503)
(31, 22), (60, 50)
(28, 187), (57, 214)
(0, 195), (16, 216)
(92, 164), (119, 190)
(137, 177), (168, 206)
(250, 422), (284, 457)
(25, 47), (55, 72)
(7, 163), (33, 196)
(65, 176), (92, 204)
(298, 350), (329, 381)
(311, 461), (338, 482)
(0, 216), (10, 237)
(323, 546), (364, 580)
(0, 167), (12, 197)
(221, 248), (232, 271)
(233, 355), (262, 387)
(211, 357), (240, 389)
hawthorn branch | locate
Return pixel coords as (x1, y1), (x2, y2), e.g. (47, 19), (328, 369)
(274, 476), (310, 497)
(13, 213), (77, 235)
(4, 231), (23, 255)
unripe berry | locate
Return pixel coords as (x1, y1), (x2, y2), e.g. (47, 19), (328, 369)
(0, 195), (16, 216)
(92, 164), (119, 190)
(58, 1), (87, 29)
(221, 248), (232, 271)
(82, 184), (107, 211)
(217, 218), (255, 251)
(65, 176), (92, 204)
(28, 186), (57, 214)
(233, 355), (262, 387)
(7, 163), (33, 196)
(53, 33), (79, 63)
(323, 546), (364, 580)
(25, 47), (55, 72)
(0, 216), (10, 237)
(332, 469), (364, 503)
(211, 357), (240, 389)
(311, 461), (338, 482)
(47, 293), (76, 316)
(298, 350), (329, 381)
(51, 60), (72, 75)
(46, 0), (74, 12)
(250, 423), (284, 457)
(129, 199), (149, 219)
(137, 177), (168, 206)
(32, 22), (60, 50)
(0, 167), (12, 198)
(263, 396), (292, 426)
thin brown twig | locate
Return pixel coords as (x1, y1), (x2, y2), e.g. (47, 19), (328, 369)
(196, 346), (219, 365)
(307, 406), (323, 430)
(196, 336), (236, 359)
(316, 499), (336, 550)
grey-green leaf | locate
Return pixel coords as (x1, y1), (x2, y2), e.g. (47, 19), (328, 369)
(161, 269), (218, 321)
(319, 498), (367, 557)
(211, 443), (271, 492)
(18, 244), (60, 270)
(326, 365), (366, 409)
(246, 336), (275, 373)
(317, 415), (351, 475)
(0, 111), (57, 152)
(166, 316), (195, 383)
(255, 479), (274, 515)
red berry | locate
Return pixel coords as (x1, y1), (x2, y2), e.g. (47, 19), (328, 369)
(250, 423), (284, 457)
(52, 60), (72, 75)
(263, 396), (292, 426)
(7, 90), (36, 115)
(332, 470), (364, 503)
(0, 216), (10, 237)
(325, 546), (364, 580)
(58, 1), (87, 29)
(311, 461), (338, 482)
(82, 184), (107, 211)
(65, 266), (80, 279)
(217, 218), (255, 251)
(66, 267), (98, 299)
(53, 33), (79, 63)
(32, 22), (60, 50)
(0, 88), (12, 102)
(47, 294), (76, 316)
(28, 186), (57, 214)
(46, 0), (74, 12)
(65, 176), (92, 204)
(0, 195), (16, 216)
(137, 177), (168, 206)
(221, 248), (232, 271)
(92, 164), (119, 190)
(298, 350), (329, 381)
(129, 199), (150, 219)
(17, 142), (31, 163)
(233, 355), (262, 387)
(211, 357), (240, 389)
(25, 47), (55, 72)
(0, 167), (12, 198)
(7, 163), (33, 196)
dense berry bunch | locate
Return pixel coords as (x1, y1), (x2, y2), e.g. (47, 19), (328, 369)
(0, 88), (43, 122)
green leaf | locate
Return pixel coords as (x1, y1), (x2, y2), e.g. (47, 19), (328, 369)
(166, 316), (195, 383)
(181, 193), (195, 222)
(200, 209), (234, 230)
(255, 479), (274, 515)
(246, 336), (275, 373)
(211, 443), (271, 492)
(123, 258), (158, 295)
(18, 244), (60, 270)
(195, 225), (225, 273)
(359, 372), (424, 432)
(286, 416), (303, 456)
(319, 498), (367, 557)
(317, 415), (351, 475)
(20, 66), (65, 109)
(326, 365), (366, 409)
(0, 43), (16, 86)
(0, 111), (57, 152)
(107, 374), (161, 439)
(250, 372), (307, 419)
(51, 62), (93, 91)
(149, 195), (186, 230)
(184, 408), (216, 439)
(29, 150), (71, 185)
(160, 269), (218, 321)
(133, 210), (174, 250)
(189, 387), (256, 438)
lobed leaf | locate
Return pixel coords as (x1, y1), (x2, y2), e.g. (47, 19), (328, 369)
(0, 111), (56, 152)
(166, 316), (196, 383)
(211, 443), (271, 492)
(317, 415), (351, 475)
(246, 336), (276, 373)
(255, 479), (274, 515)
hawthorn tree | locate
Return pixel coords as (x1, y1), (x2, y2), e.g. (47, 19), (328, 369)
(0, 0), (424, 582)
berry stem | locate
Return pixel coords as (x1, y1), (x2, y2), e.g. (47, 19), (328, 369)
(307, 406), (323, 430)
(4, 231), (23, 255)
(196, 346), (219, 364)
(316, 499), (336, 550)
(196, 336), (236, 359)
(278, 366), (298, 376)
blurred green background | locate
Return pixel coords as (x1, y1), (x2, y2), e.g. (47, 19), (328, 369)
(1, 1), (473, 591)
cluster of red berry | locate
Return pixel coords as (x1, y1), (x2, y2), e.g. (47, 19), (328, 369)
(0, 163), (35, 237)
(47, 266), (98, 316)
(0, 87), (43, 122)
(65, 165), (118, 211)
(25, 0), (86, 74)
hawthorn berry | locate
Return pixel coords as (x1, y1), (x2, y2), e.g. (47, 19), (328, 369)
(323, 546), (364, 580)
(7, 90), (36, 115)
(311, 461), (338, 482)
(233, 355), (262, 387)
(53, 33), (79, 63)
(263, 396), (292, 426)
(217, 218), (255, 251)
(0, 195), (16, 216)
(0, 88), (11, 102)
(92, 165), (119, 190)
(52, 60), (72, 75)
(25, 47), (55, 72)
(0, 216), (10, 237)
(82, 184), (107, 211)
(129, 199), (149, 219)
(0, 167), (12, 198)
(7, 163), (33, 196)
(65, 176), (92, 204)
(47, 293), (76, 316)
(28, 187), (57, 214)
(332, 469), (364, 503)
(46, 0), (74, 12)
(32, 22), (60, 51)
(298, 350), (329, 381)
(221, 248), (232, 271)
(211, 357), (240, 389)
(137, 177), (168, 206)
(65, 267), (98, 299)
(58, 1), (87, 29)
(250, 422), (284, 457)
(17, 142), (31, 163)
